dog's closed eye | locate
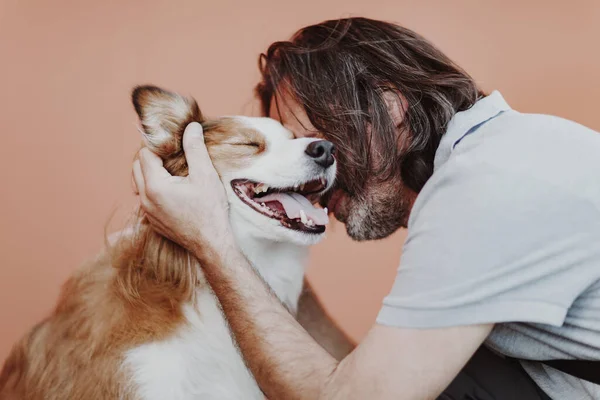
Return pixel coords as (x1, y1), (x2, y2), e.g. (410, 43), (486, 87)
(228, 141), (261, 148)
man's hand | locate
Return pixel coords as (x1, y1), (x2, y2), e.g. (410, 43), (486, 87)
(132, 122), (234, 257)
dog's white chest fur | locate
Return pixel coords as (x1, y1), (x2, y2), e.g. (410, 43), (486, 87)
(123, 290), (263, 400)
(123, 237), (307, 400)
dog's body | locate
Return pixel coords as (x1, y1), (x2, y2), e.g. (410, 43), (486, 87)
(122, 235), (308, 400)
(0, 86), (335, 400)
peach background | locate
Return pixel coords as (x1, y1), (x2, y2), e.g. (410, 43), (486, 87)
(1, 0), (599, 360)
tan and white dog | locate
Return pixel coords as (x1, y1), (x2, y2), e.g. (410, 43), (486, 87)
(0, 85), (336, 400)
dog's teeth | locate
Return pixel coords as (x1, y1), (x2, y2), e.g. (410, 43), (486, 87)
(261, 203), (266, 207)
(324, 207), (328, 215)
(254, 184), (269, 194)
(320, 177), (326, 186)
(300, 184), (305, 191)
(300, 210), (308, 225)
(306, 219), (314, 226)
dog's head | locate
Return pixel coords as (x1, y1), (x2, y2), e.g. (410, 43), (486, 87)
(132, 85), (336, 246)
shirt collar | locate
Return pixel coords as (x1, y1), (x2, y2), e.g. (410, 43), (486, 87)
(434, 90), (511, 170)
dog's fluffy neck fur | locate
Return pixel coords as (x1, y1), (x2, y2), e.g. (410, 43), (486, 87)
(230, 214), (308, 313)
(115, 207), (308, 315)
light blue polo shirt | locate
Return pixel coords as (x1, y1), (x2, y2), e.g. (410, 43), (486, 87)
(377, 91), (600, 399)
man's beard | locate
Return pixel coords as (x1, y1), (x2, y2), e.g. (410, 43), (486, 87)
(344, 191), (411, 241)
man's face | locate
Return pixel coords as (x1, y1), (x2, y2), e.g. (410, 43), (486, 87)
(268, 91), (417, 241)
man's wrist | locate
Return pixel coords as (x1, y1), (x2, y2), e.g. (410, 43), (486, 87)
(189, 233), (244, 272)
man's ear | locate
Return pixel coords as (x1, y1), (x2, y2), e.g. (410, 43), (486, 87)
(381, 90), (408, 128)
(131, 85), (203, 157)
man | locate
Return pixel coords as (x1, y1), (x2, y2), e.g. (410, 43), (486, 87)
(132, 18), (600, 399)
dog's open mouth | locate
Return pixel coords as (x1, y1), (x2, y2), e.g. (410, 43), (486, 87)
(231, 178), (330, 234)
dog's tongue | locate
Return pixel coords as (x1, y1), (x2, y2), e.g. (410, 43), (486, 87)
(259, 192), (329, 225)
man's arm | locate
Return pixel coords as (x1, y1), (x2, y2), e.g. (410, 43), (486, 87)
(194, 241), (492, 400)
(296, 279), (355, 361)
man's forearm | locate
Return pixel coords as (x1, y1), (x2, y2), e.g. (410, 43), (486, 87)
(195, 244), (338, 399)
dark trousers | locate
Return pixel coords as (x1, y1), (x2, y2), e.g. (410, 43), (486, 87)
(438, 346), (552, 400)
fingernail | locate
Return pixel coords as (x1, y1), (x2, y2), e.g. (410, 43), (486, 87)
(187, 122), (203, 134)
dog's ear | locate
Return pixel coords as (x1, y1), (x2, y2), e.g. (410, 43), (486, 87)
(131, 85), (203, 157)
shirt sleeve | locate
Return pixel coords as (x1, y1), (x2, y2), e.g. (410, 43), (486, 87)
(377, 156), (600, 329)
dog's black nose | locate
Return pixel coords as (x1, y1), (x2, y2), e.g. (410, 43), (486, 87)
(305, 140), (335, 168)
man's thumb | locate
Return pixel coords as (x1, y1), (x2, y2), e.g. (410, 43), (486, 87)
(182, 122), (212, 175)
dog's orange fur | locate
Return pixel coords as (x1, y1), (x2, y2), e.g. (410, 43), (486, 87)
(0, 86), (267, 400)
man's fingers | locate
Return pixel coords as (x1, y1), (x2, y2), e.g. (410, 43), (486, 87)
(134, 159), (155, 211)
(138, 147), (173, 199)
(132, 159), (144, 197)
(145, 214), (169, 239)
(139, 147), (171, 181)
(182, 122), (213, 176)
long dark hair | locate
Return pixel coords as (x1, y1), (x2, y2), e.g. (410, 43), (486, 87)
(256, 17), (484, 195)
